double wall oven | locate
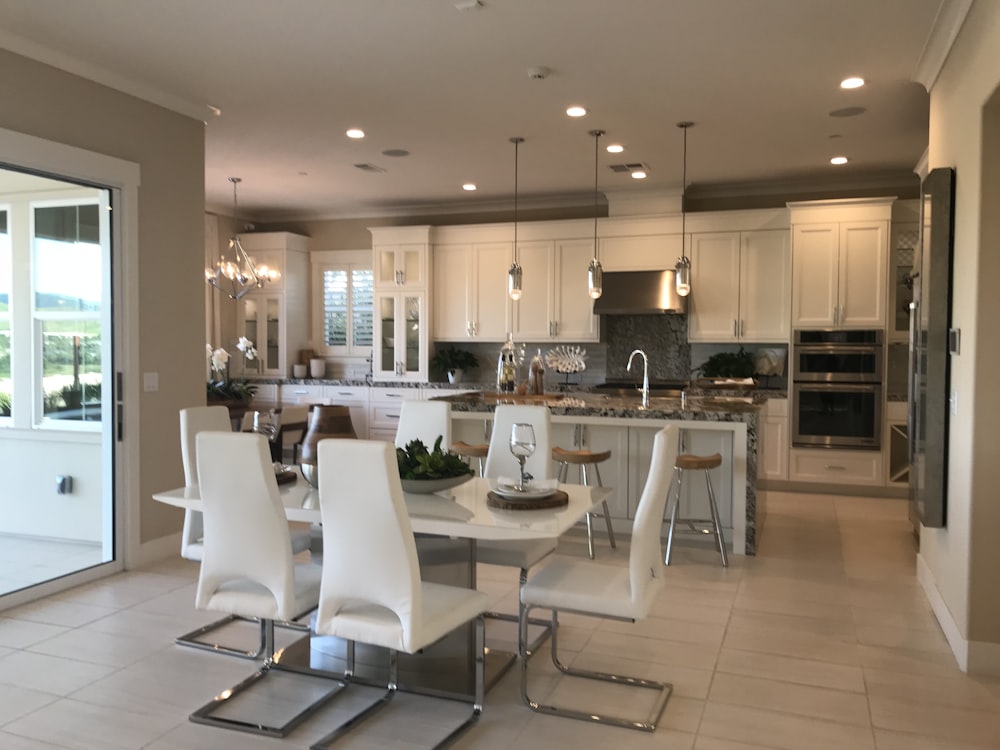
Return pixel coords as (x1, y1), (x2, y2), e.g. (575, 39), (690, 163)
(791, 330), (883, 449)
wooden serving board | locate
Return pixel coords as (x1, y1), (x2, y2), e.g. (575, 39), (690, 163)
(487, 489), (568, 511)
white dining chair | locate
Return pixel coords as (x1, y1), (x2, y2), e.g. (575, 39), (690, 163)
(518, 424), (678, 731)
(176, 406), (311, 658)
(312, 439), (488, 750)
(188, 431), (339, 737)
(479, 405), (557, 654)
(393, 399), (452, 450)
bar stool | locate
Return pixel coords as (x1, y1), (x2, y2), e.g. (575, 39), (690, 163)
(452, 441), (488, 477)
(663, 452), (728, 567)
(552, 446), (616, 559)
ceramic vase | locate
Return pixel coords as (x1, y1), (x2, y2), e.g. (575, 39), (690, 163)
(299, 405), (357, 487)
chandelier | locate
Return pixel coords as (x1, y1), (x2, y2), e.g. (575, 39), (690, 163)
(507, 137), (524, 301)
(587, 129), (605, 300)
(674, 122), (693, 297)
(205, 177), (278, 300)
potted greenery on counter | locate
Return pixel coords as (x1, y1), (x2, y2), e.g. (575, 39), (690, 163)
(430, 345), (479, 384)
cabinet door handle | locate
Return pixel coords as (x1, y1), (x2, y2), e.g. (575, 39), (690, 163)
(733, 319), (737, 337)
(337, 391), (354, 396)
(472, 321), (478, 336)
(824, 464), (846, 471)
(386, 413), (400, 419)
(832, 305), (838, 325)
(386, 393), (403, 398)
(740, 319), (745, 337)
(554, 321), (559, 336)
(399, 270), (405, 285)
(839, 304), (845, 323)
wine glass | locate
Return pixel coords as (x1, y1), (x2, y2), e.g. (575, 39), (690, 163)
(251, 409), (282, 463)
(509, 423), (536, 491)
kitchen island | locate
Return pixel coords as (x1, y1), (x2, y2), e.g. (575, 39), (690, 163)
(431, 390), (764, 555)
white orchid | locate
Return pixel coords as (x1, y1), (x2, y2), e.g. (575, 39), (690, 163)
(209, 347), (230, 374)
(236, 336), (258, 360)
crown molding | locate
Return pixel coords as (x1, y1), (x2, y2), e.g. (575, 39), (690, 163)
(913, 0), (974, 91)
(0, 30), (209, 122)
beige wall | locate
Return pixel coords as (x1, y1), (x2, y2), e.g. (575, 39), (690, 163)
(0, 50), (205, 546)
(923, 0), (1000, 669)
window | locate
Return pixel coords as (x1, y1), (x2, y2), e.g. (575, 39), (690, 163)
(317, 262), (373, 355)
(0, 209), (9, 419)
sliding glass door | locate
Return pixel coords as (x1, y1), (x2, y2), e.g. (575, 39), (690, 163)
(0, 168), (117, 597)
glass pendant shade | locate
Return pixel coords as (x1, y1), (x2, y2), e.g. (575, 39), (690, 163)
(587, 258), (603, 300)
(508, 260), (523, 301)
(675, 254), (692, 296)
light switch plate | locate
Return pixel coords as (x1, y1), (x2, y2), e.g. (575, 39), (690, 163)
(143, 372), (159, 392)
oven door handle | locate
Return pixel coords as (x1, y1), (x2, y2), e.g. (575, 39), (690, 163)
(794, 382), (880, 393)
(794, 345), (882, 355)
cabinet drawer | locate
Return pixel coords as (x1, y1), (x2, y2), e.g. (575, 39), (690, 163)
(280, 384), (326, 404)
(371, 404), (406, 429)
(789, 448), (882, 485)
(325, 385), (369, 405)
(370, 387), (422, 404)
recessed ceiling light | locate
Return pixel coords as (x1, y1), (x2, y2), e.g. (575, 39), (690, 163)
(830, 156), (849, 165)
(630, 169), (647, 179)
(346, 128), (365, 139)
(840, 76), (865, 89)
(606, 144), (624, 154)
(566, 105), (587, 117)
(462, 183), (477, 191)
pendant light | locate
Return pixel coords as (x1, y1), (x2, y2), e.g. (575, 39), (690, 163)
(507, 137), (524, 301)
(587, 129), (605, 300)
(675, 122), (693, 297)
(205, 177), (278, 300)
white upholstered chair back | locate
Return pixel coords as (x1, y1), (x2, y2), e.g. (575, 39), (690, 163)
(483, 404), (553, 481)
(315, 439), (423, 652)
(179, 406), (232, 561)
(194, 431), (297, 621)
(628, 425), (678, 614)
(394, 400), (452, 450)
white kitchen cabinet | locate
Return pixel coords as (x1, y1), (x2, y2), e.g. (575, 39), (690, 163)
(236, 233), (310, 378)
(369, 387), (423, 442)
(512, 239), (599, 342)
(432, 242), (511, 341)
(790, 199), (892, 329)
(760, 397), (788, 481)
(373, 242), (428, 289)
(325, 385), (370, 440)
(550, 420), (630, 520)
(600, 234), (682, 271)
(372, 291), (429, 382)
(788, 447), (883, 485)
(688, 230), (790, 343)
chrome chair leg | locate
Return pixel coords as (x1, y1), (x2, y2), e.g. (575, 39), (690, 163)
(519, 607), (672, 732)
(705, 470), (729, 567)
(176, 614), (310, 659)
(663, 468), (681, 565)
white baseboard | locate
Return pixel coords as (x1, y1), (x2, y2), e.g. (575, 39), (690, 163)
(131, 532), (182, 569)
(916, 552), (968, 671)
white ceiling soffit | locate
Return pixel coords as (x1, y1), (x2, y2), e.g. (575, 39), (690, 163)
(0, 0), (960, 219)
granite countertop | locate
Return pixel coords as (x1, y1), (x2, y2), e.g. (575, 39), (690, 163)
(431, 390), (764, 423)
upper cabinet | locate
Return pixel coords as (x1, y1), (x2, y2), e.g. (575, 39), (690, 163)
(790, 199), (893, 329)
(433, 242), (512, 341)
(236, 232), (310, 378)
(687, 229), (790, 343)
(371, 226), (431, 380)
(511, 239), (599, 342)
(373, 226), (431, 289)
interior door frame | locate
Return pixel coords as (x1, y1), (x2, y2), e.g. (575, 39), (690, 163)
(0, 126), (140, 605)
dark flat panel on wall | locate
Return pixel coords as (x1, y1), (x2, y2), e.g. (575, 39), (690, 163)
(909, 167), (955, 529)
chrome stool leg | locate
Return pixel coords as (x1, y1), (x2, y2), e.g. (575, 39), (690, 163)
(704, 470), (729, 567)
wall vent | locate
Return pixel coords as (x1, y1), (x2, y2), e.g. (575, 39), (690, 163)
(353, 163), (387, 173)
(609, 162), (649, 173)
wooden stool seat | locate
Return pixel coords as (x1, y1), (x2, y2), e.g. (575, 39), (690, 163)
(452, 441), (488, 458)
(674, 452), (722, 471)
(664, 452), (728, 567)
(552, 443), (616, 559)
(551, 447), (612, 465)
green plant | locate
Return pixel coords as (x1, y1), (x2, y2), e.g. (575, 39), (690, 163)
(207, 378), (257, 403)
(396, 436), (474, 480)
(430, 345), (479, 374)
(0, 391), (10, 417)
(698, 347), (756, 379)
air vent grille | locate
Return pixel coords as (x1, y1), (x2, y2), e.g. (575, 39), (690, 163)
(353, 163), (386, 173)
(609, 162), (649, 173)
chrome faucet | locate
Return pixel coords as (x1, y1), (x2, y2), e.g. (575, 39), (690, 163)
(627, 349), (650, 408)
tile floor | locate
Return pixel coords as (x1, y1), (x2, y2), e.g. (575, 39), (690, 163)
(1, 491), (999, 749)
(0, 535), (104, 595)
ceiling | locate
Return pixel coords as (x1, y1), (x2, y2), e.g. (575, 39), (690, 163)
(0, 0), (946, 220)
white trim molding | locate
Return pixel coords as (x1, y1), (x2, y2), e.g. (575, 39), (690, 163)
(917, 552), (968, 671)
(913, 0), (974, 91)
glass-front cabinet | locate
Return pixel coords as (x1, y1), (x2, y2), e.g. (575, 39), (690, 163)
(372, 291), (428, 382)
(240, 294), (282, 375)
(374, 244), (427, 289)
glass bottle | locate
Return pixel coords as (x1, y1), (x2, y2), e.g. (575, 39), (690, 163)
(497, 333), (517, 393)
(529, 348), (545, 395)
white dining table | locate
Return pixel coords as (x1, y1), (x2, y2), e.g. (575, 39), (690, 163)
(153, 476), (610, 544)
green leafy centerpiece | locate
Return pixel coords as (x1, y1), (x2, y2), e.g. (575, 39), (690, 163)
(396, 436), (474, 494)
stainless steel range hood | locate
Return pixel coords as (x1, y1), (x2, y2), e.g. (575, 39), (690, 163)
(592, 270), (687, 315)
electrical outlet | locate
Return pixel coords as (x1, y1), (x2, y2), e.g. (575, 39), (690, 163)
(143, 372), (159, 392)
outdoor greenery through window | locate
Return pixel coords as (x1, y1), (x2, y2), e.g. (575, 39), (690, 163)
(34, 203), (103, 423)
(322, 266), (373, 353)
